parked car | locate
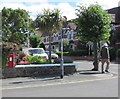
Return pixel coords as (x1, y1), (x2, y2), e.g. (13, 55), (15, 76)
(45, 51), (58, 59)
(23, 48), (48, 59)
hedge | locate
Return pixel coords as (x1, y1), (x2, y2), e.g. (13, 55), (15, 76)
(116, 49), (120, 58)
(69, 50), (88, 56)
(109, 48), (117, 61)
(109, 48), (120, 61)
(55, 50), (88, 57)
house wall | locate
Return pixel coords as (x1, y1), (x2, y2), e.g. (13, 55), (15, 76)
(43, 30), (80, 52)
(108, 7), (120, 48)
(41, 21), (79, 52)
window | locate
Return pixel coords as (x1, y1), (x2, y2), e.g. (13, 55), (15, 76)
(53, 33), (58, 41)
(70, 43), (75, 50)
(46, 37), (49, 42)
(67, 31), (74, 39)
(28, 49), (44, 54)
(54, 34), (56, 41)
(56, 34), (58, 40)
(42, 37), (45, 42)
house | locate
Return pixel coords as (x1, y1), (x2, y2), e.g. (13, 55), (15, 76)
(40, 20), (80, 52)
(39, 6), (120, 51)
(107, 6), (120, 48)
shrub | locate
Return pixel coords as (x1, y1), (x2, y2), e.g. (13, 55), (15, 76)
(26, 55), (32, 62)
(69, 50), (88, 56)
(63, 52), (70, 56)
(55, 51), (70, 57)
(2, 42), (19, 68)
(2, 47), (10, 68)
(55, 50), (88, 57)
(116, 49), (120, 58)
(26, 55), (51, 64)
(18, 52), (26, 60)
(54, 57), (73, 63)
(55, 51), (61, 57)
(109, 48), (117, 61)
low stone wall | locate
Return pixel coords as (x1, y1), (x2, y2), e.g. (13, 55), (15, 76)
(2, 64), (76, 79)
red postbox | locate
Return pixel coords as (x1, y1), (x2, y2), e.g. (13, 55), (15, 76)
(8, 53), (15, 68)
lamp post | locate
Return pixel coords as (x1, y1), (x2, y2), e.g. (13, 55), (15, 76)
(60, 28), (70, 79)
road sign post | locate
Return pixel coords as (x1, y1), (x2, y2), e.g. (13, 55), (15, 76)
(60, 28), (70, 79)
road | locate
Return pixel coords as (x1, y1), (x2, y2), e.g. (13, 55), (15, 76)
(2, 60), (119, 97)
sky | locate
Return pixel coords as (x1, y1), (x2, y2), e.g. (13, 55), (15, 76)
(0, 0), (120, 20)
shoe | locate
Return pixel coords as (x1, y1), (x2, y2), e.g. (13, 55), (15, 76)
(102, 71), (105, 73)
(105, 70), (109, 73)
(91, 68), (98, 71)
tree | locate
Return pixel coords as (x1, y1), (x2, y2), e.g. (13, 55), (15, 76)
(74, 4), (111, 70)
(39, 42), (45, 50)
(2, 7), (34, 44)
(29, 34), (41, 48)
(34, 9), (62, 62)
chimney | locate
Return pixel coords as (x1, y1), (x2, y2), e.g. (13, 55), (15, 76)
(118, 1), (120, 7)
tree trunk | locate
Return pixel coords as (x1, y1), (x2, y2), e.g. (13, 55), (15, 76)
(93, 41), (99, 70)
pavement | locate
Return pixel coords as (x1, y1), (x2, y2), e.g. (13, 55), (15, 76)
(1, 60), (118, 90)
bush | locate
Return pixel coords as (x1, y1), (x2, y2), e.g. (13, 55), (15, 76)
(55, 50), (88, 57)
(2, 47), (10, 68)
(26, 55), (51, 64)
(116, 49), (120, 58)
(55, 51), (70, 57)
(69, 50), (88, 56)
(18, 52), (26, 60)
(54, 57), (73, 63)
(63, 52), (70, 56)
(109, 48), (117, 61)
(55, 51), (61, 57)
(2, 42), (19, 68)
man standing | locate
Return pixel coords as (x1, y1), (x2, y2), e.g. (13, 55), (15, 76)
(100, 42), (110, 73)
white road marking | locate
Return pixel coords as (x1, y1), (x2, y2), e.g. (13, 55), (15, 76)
(2, 76), (117, 90)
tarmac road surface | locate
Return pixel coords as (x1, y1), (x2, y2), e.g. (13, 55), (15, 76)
(1, 60), (119, 97)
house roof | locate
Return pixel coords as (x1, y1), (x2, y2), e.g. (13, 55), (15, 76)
(36, 19), (77, 37)
(107, 7), (120, 24)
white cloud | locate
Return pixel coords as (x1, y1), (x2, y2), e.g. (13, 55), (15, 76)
(0, 3), (26, 10)
(0, 2), (77, 20)
(27, 3), (57, 20)
(57, 3), (77, 20)
(29, 3), (77, 20)
(2, 0), (48, 3)
(77, 0), (119, 9)
(0, 0), (120, 21)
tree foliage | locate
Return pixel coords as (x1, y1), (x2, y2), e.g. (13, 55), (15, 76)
(74, 4), (112, 70)
(34, 9), (63, 61)
(2, 7), (34, 44)
(59, 38), (69, 51)
(34, 9), (62, 33)
(74, 4), (111, 42)
(29, 34), (41, 48)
